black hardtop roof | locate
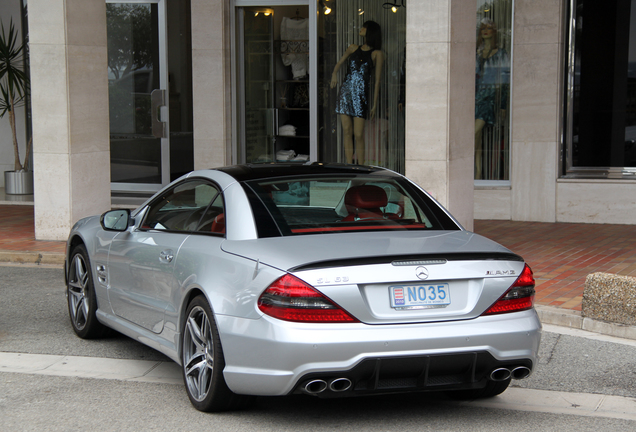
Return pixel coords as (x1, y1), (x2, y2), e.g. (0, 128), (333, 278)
(214, 163), (400, 182)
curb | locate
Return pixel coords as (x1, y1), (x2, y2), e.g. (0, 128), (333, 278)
(536, 305), (636, 341)
(0, 250), (65, 266)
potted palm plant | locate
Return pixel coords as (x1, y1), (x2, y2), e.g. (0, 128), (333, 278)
(0, 19), (32, 195)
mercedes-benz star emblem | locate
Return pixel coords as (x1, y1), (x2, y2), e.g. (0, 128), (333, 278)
(415, 266), (429, 280)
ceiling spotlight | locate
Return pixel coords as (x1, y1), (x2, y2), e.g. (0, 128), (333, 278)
(319, 1), (332, 15)
(383, 1), (406, 12)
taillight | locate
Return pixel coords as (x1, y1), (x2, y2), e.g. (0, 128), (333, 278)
(482, 264), (536, 316)
(258, 274), (358, 323)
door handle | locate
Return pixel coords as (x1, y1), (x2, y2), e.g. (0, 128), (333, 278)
(159, 249), (174, 263)
(151, 89), (167, 138)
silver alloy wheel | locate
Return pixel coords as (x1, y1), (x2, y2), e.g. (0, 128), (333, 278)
(68, 252), (90, 331)
(183, 305), (215, 402)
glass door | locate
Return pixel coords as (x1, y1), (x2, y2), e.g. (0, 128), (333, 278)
(237, 6), (275, 163)
(107, 0), (169, 193)
(234, 1), (316, 164)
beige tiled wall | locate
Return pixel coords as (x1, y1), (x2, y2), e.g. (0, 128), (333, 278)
(30, 0), (111, 240)
(191, 0), (230, 170)
(405, 0), (475, 230)
(557, 181), (636, 224)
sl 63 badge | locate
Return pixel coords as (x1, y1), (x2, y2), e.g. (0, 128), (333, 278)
(316, 276), (349, 284)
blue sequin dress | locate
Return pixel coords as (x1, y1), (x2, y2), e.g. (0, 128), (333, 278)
(336, 47), (375, 119)
(475, 48), (509, 125)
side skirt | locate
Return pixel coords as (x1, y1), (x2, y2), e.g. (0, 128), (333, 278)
(96, 309), (181, 364)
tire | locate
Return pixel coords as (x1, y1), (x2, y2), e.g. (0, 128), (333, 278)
(67, 244), (107, 339)
(448, 378), (511, 400)
(181, 295), (254, 412)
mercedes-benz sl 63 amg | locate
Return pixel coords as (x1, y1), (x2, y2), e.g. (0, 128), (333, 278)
(65, 164), (541, 412)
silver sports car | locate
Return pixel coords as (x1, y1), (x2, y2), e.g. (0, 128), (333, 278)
(65, 163), (541, 412)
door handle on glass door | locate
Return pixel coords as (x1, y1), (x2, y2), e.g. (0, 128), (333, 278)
(151, 89), (167, 138)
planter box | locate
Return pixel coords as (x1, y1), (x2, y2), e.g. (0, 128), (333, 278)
(4, 170), (34, 195)
(583, 272), (636, 326)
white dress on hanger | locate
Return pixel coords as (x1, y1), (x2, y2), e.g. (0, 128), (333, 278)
(280, 17), (309, 79)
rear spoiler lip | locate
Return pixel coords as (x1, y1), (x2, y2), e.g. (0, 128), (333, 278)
(289, 252), (524, 272)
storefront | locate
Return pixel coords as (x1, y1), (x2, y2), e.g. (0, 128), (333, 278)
(104, 0), (504, 192)
(4, 0), (636, 241)
(231, 0), (512, 181)
(102, 0), (515, 193)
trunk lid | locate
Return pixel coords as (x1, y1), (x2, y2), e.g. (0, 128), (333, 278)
(222, 231), (525, 324)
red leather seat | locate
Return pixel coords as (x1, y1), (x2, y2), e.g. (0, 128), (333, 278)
(210, 213), (225, 234)
(342, 185), (388, 222)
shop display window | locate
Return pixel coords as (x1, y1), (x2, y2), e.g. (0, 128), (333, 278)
(237, 1), (406, 173)
(565, 0), (636, 176)
(475, 0), (512, 181)
(318, 0), (406, 173)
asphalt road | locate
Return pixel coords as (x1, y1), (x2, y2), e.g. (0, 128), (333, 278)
(1, 265), (636, 431)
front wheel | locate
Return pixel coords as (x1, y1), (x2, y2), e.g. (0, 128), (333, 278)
(181, 295), (253, 412)
(67, 244), (107, 339)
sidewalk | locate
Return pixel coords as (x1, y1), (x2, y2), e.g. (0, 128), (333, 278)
(2, 204), (636, 314)
(0, 204), (66, 265)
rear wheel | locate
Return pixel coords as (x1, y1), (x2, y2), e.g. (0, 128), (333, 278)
(448, 378), (511, 400)
(181, 295), (253, 412)
(67, 245), (107, 339)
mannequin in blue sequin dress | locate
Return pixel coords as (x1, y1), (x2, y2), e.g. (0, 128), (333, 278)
(331, 21), (384, 164)
(475, 19), (509, 178)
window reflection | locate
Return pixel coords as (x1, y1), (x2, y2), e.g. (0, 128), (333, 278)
(569, 0), (636, 171)
(475, 0), (512, 181)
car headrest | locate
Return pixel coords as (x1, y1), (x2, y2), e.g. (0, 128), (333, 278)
(345, 185), (388, 209)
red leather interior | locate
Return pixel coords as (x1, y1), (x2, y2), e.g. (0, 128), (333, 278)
(210, 213), (225, 234)
(343, 186), (388, 222)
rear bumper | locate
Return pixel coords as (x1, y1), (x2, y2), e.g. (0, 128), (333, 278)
(293, 351), (532, 397)
(216, 309), (541, 396)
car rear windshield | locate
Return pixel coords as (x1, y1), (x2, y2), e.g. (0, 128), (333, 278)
(245, 175), (460, 236)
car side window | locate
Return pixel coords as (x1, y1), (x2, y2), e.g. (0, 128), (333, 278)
(194, 193), (226, 235)
(141, 180), (220, 232)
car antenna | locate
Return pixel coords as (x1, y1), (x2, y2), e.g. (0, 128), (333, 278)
(253, 258), (260, 279)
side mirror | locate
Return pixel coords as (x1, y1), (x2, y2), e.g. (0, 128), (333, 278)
(100, 209), (133, 232)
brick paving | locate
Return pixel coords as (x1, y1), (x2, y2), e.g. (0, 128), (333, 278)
(0, 205), (66, 254)
(2, 205), (635, 312)
(475, 220), (636, 312)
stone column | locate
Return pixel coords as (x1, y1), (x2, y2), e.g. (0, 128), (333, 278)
(510, 0), (563, 223)
(191, 0), (231, 169)
(404, 0), (475, 230)
(29, 0), (111, 240)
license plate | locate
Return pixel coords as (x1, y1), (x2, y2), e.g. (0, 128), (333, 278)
(390, 284), (451, 309)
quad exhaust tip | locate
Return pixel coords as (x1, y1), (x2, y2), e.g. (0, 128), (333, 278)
(490, 368), (512, 381)
(490, 366), (531, 381)
(303, 378), (352, 394)
(329, 378), (352, 392)
(511, 366), (531, 379)
(303, 368), (530, 394)
(304, 379), (328, 394)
